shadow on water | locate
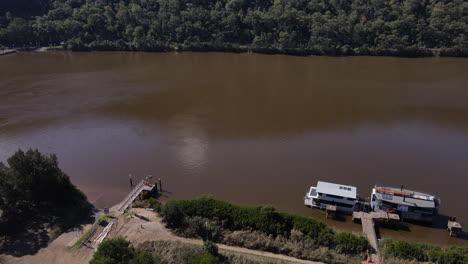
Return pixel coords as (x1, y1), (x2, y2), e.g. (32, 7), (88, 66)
(330, 214), (347, 222)
(378, 220), (411, 232)
(158, 189), (172, 199)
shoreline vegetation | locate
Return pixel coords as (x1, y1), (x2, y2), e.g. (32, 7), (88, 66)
(1, 0), (467, 58)
(0, 149), (466, 263)
(144, 196), (468, 264)
(0, 149), (93, 256)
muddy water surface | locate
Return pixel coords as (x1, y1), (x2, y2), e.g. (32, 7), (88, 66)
(0, 52), (467, 246)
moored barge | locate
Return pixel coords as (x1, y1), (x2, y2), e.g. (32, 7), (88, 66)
(370, 186), (440, 223)
(304, 181), (358, 214)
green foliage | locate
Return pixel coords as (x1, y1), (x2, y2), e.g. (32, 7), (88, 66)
(188, 253), (220, 264)
(1, 0), (466, 57)
(334, 232), (368, 255)
(133, 248), (156, 264)
(0, 149), (90, 232)
(71, 215), (108, 249)
(90, 238), (134, 264)
(161, 196), (369, 255)
(160, 201), (185, 228)
(381, 240), (468, 264)
(203, 240), (219, 257)
(90, 238), (155, 264)
(148, 197), (162, 213)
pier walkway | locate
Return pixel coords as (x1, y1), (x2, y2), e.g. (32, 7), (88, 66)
(117, 180), (155, 212)
(353, 212), (400, 263)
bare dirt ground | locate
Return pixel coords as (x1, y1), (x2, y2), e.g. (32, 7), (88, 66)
(0, 224), (95, 264)
(1, 208), (324, 264)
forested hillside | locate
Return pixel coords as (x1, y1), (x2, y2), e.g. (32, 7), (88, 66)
(0, 0), (467, 56)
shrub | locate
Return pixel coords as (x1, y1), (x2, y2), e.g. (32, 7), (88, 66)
(133, 200), (149, 208)
(381, 240), (467, 264)
(90, 238), (134, 264)
(334, 232), (368, 255)
(381, 240), (428, 261)
(148, 198), (162, 213)
(203, 240), (219, 256)
(161, 201), (185, 228)
(188, 253), (220, 264)
(133, 248), (156, 264)
(163, 196), (369, 257)
(90, 238), (155, 264)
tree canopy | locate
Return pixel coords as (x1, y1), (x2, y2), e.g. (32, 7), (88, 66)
(90, 238), (156, 264)
(0, 0), (467, 56)
(0, 149), (90, 233)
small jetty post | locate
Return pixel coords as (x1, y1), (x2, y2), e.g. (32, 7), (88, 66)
(158, 178), (162, 192)
(447, 216), (463, 237)
(325, 204), (337, 219)
(129, 174), (133, 187)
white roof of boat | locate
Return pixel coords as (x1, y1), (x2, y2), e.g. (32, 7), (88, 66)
(316, 181), (357, 199)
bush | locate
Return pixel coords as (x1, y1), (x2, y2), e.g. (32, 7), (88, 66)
(90, 238), (154, 264)
(161, 201), (185, 228)
(162, 196), (369, 257)
(203, 240), (218, 256)
(188, 253), (220, 264)
(148, 198), (162, 213)
(334, 232), (368, 255)
(381, 240), (468, 264)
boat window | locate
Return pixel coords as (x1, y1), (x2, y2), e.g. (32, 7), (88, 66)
(326, 194), (344, 199)
(309, 188), (317, 197)
(382, 194), (393, 200)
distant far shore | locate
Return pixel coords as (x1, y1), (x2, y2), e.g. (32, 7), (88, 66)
(3, 45), (467, 58)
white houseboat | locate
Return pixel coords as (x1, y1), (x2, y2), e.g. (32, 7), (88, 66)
(304, 181), (358, 214)
(370, 186), (440, 223)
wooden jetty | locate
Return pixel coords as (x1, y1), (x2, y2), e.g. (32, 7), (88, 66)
(117, 180), (155, 212)
(325, 204), (337, 219)
(447, 216), (463, 237)
(353, 211), (400, 263)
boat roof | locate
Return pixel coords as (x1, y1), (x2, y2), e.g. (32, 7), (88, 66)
(316, 181), (357, 199)
(374, 186), (436, 208)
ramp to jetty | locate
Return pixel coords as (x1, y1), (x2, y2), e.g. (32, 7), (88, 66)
(353, 212), (400, 263)
(118, 180), (155, 212)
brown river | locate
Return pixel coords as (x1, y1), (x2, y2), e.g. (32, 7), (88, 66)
(0, 52), (467, 246)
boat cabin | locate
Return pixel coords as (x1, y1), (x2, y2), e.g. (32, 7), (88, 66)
(304, 181), (358, 214)
(371, 186), (440, 223)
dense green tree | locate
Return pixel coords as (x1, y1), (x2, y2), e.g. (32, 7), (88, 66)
(0, 0), (466, 56)
(90, 238), (155, 264)
(0, 149), (90, 231)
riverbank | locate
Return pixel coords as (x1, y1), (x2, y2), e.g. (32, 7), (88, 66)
(0, 49), (16, 56)
(63, 43), (467, 58)
(152, 196), (468, 264)
(2, 196), (466, 264)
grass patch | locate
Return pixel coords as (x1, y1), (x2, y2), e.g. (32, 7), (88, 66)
(381, 239), (468, 264)
(70, 215), (108, 249)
